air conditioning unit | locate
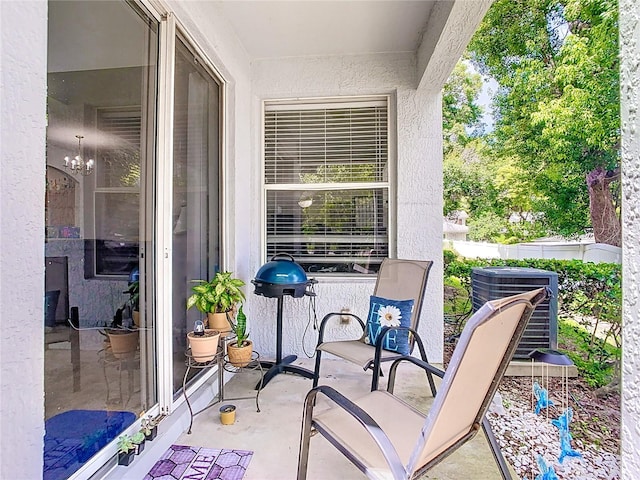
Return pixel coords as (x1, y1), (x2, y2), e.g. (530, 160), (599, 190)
(471, 267), (558, 359)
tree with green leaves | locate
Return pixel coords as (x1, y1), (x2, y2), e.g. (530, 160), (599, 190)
(442, 61), (544, 242)
(468, 0), (620, 245)
(442, 61), (485, 155)
(442, 62), (496, 220)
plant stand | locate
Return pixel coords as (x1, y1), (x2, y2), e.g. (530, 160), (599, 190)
(99, 348), (138, 407)
(182, 338), (263, 434)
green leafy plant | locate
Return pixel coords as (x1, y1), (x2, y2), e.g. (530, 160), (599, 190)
(117, 435), (135, 454)
(124, 280), (139, 311)
(559, 319), (620, 388)
(131, 432), (145, 445)
(140, 415), (157, 436)
(186, 271), (246, 314)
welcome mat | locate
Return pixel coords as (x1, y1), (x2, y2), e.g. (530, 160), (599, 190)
(144, 445), (253, 480)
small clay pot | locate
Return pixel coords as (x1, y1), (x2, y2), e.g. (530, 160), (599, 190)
(219, 404), (236, 425)
(187, 329), (220, 362)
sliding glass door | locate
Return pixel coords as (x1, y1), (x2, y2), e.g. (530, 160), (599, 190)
(44, 1), (223, 477)
(45, 2), (159, 477)
(171, 37), (222, 394)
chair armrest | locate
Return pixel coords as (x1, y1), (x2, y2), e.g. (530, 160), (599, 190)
(371, 326), (427, 369)
(304, 385), (407, 479)
(316, 312), (366, 346)
(383, 354), (444, 396)
(389, 355), (445, 379)
(368, 327), (438, 397)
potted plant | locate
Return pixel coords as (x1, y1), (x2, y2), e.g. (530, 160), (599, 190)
(227, 304), (253, 367)
(186, 320), (221, 363)
(104, 326), (139, 359)
(187, 271), (246, 334)
(140, 415), (158, 441)
(131, 431), (145, 454)
(117, 435), (135, 466)
(124, 280), (140, 327)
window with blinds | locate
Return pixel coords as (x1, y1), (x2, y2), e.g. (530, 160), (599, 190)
(96, 107), (142, 188)
(90, 106), (142, 277)
(264, 98), (390, 275)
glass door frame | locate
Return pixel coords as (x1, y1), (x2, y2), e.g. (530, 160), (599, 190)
(153, 7), (228, 415)
(53, 2), (228, 476)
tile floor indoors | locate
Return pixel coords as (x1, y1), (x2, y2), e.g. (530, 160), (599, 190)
(176, 357), (513, 480)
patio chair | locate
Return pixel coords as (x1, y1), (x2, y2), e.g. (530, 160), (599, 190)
(297, 287), (549, 480)
(312, 258), (435, 393)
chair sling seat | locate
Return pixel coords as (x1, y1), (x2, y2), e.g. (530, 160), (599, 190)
(316, 340), (402, 370)
(313, 258), (434, 391)
(313, 390), (424, 476)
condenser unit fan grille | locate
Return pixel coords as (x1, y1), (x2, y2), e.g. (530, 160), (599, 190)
(471, 267), (558, 359)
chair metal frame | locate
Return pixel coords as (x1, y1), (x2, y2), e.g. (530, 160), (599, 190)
(298, 288), (549, 480)
(313, 258), (435, 393)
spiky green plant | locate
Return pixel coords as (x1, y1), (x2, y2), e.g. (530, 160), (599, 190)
(233, 304), (249, 345)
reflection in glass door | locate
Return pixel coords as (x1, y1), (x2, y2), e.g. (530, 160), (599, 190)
(171, 38), (222, 394)
(44, 1), (158, 478)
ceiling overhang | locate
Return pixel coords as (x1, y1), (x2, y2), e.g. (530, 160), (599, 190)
(214, 0), (493, 90)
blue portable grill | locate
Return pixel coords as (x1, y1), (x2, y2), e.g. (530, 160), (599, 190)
(251, 253), (317, 388)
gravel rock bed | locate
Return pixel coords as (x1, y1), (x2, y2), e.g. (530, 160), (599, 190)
(443, 324), (620, 480)
(487, 392), (620, 479)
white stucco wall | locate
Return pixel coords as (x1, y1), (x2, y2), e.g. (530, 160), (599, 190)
(0, 1), (47, 477)
(249, 54), (444, 363)
(620, 0), (640, 476)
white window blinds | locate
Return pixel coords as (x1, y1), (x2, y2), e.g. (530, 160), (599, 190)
(264, 98), (390, 275)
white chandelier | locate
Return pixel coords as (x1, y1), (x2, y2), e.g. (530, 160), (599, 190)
(63, 135), (94, 176)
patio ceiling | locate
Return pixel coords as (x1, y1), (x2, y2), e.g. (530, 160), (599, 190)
(214, 0), (492, 90)
(215, 1), (437, 59)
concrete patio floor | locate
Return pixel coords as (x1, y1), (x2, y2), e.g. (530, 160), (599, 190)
(177, 357), (513, 479)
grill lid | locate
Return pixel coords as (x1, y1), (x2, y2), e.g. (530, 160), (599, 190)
(254, 253), (308, 285)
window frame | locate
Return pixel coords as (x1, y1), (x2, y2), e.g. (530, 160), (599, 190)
(261, 95), (396, 276)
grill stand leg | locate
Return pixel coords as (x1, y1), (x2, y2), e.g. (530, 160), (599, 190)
(256, 296), (315, 389)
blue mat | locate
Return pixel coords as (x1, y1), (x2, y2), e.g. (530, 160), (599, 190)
(44, 409), (136, 480)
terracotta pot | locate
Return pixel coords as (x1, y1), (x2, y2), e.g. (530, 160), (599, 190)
(207, 312), (233, 334)
(227, 340), (253, 367)
(132, 310), (140, 328)
(187, 329), (221, 362)
(207, 312), (231, 336)
(107, 330), (139, 359)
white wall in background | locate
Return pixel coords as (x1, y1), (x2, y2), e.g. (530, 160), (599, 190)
(447, 240), (622, 264)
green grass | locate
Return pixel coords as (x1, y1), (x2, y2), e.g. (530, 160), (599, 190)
(443, 276), (472, 318)
(558, 318), (620, 388)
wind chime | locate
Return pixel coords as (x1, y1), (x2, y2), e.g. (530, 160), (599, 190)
(529, 348), (582, 480)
